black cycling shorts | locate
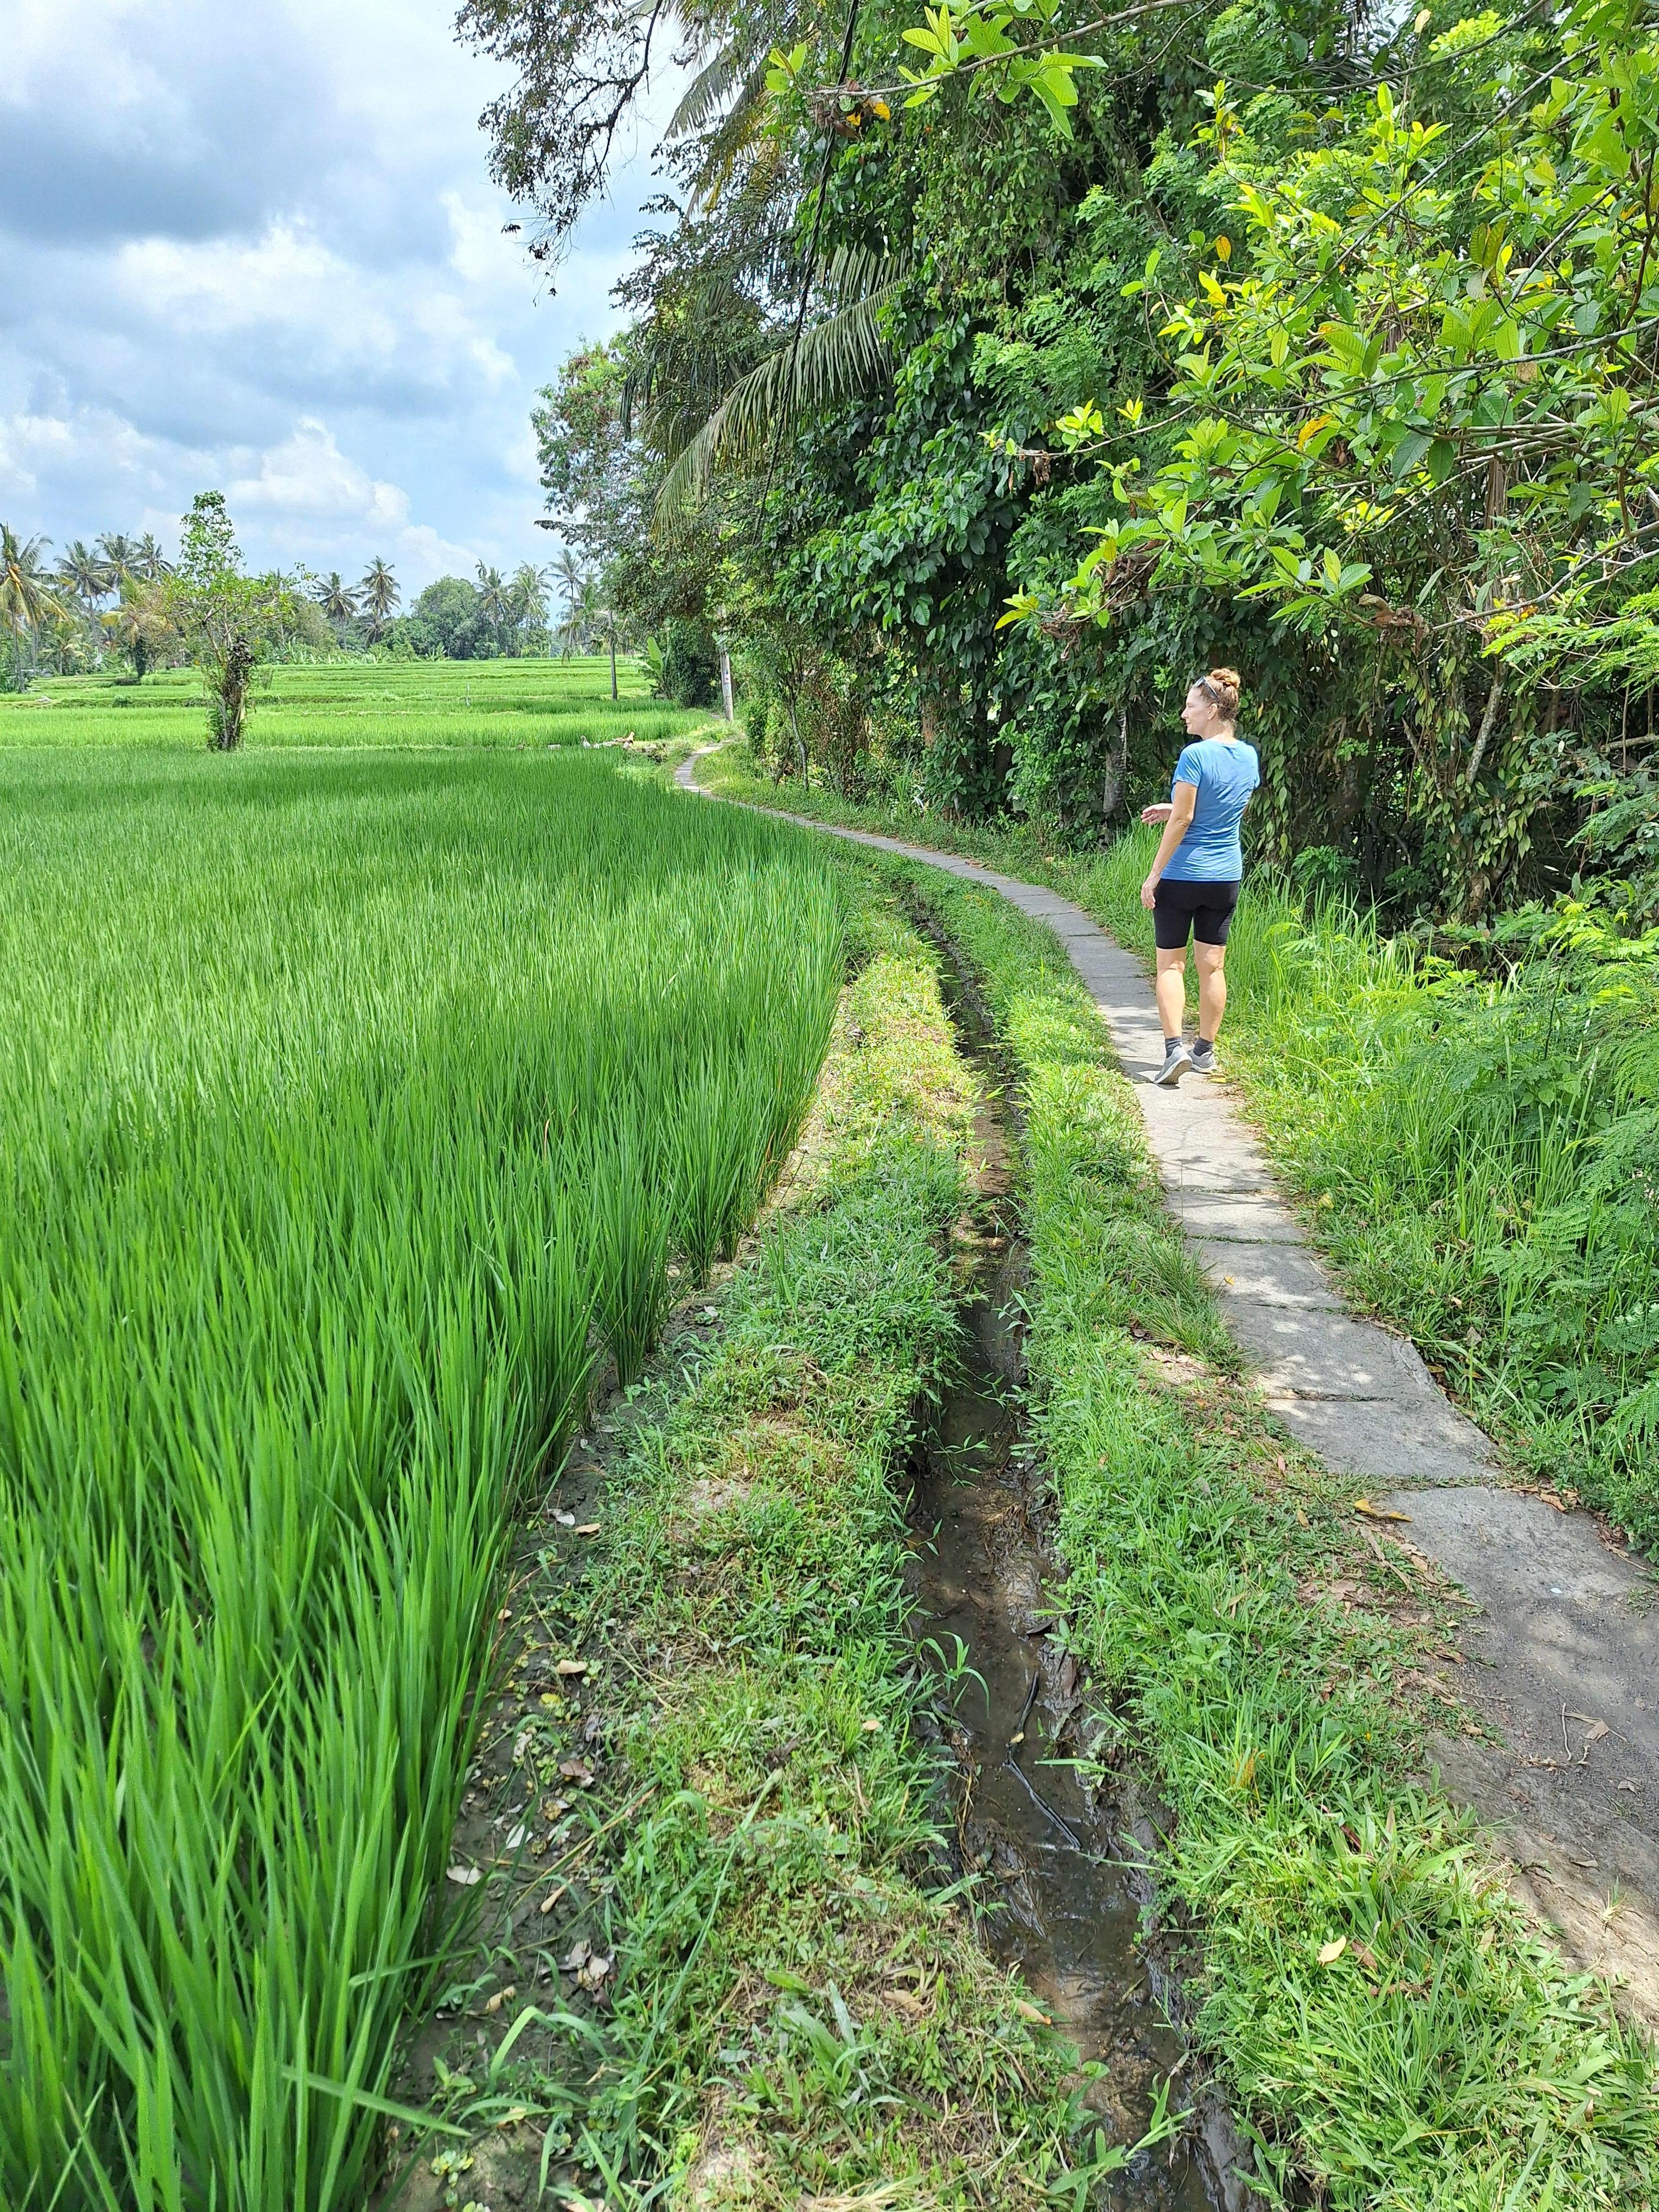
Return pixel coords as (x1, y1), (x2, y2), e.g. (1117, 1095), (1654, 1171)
(1153, 877), (1240, 950)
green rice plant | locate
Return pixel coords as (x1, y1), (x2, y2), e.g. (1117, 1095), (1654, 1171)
(661, 1062), (769, 1281)
(0, 746), (839, 2208)
(584, 1121), (677, 1388)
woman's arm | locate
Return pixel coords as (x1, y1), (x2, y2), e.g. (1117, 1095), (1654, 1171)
(1140, 781), (1197, 908)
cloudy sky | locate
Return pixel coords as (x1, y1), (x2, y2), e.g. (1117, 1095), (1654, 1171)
(0, 0), (668, 593)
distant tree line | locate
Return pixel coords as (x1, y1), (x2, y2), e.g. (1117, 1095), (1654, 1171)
(1, 513), (615, 686)
(349, 552), (621, 661)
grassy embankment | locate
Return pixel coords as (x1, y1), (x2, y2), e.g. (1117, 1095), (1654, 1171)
(387, 877), (1106, 2208)
(879, 858), (1658, 2210)
(0, 654), (713, 750)
(697, 743), (1659, 1554)
(0, 747), (838, 2205)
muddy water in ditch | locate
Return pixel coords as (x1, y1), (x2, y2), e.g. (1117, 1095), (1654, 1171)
(910, 972), (1219, 2211)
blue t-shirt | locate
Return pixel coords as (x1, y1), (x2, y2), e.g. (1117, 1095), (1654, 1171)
(1166, 738), (1259, 883)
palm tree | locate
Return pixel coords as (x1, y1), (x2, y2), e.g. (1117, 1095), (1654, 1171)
(314, 572), (358, 623)
(562, 574), (605, 659)
(56, 539), (110, 607)
(475, 563), (511, 652)
(97, 533), (138, 591)
(358, 558), (400, 631)
(654, 247), (905, 526)
(102, 583), (172, 680)
(1, 526), (64, 681)
(134, 533), (173, 583)
(549, 550), (587, 657)
(510, 562), (548, 637)
(660, 0), (817, 213)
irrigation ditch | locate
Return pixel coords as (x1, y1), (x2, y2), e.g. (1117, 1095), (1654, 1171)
(909, 934), (1246, 2212)
(377, 897), (1249, 2211)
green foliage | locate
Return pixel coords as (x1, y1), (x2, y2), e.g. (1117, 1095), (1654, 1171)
(403, 574), (489, 659)
(500, 0), (1659, 923)
(0, 748), (841, 2205)
(918, 0), (1659, 914)
(161, 493), (311, 749)
(659, 614), (721, 706)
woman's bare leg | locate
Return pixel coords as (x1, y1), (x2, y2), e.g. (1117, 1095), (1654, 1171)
(1155, 947), (1189, 1038)
(1194, 941), (1227, 1042)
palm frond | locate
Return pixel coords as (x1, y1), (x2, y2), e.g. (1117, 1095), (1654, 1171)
(821, 242), (899, 304)
(654, 279), (901, 528)
(667, 46), (744, 141)
(685, 57), (780, 207)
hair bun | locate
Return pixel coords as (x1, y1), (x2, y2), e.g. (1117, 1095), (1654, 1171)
(1208, 666), (1242, 709)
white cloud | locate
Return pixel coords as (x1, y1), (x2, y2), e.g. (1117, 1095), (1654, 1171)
(443, 191), (527, 292)
(0, 401), (178, 504)
(0, 0), (670, 589)
(503, 417), (542, 488)
(227, 420), (478, 577)
(2, 0), (179, 118)
(112, 216), (519, 395)
(229, 419), (407, 525)
(117, 222), (401, 352)
(394, 521), (483, 577)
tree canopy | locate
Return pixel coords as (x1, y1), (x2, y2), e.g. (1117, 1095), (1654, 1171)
(503, 0), (1659, 923)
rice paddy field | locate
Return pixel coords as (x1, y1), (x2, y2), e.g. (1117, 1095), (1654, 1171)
(0, 654), (713, 751)
(0, 698), (842, 2205)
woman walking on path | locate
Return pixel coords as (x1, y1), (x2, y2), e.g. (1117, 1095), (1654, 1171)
(1139, 668), (1258, 1086)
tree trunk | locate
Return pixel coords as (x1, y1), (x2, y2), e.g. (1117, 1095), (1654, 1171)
(210, 638), (255, 750)
(609, 628), (617, 700)
(1101, 705), (1129, 837)
(1465, 667), (1504, 787)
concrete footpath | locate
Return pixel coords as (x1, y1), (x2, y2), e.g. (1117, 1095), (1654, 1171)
(679, 747), (1659, 2021)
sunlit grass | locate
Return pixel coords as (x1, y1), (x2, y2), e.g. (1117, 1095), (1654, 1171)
(0, 656), (716, 749)
(0, 746), (839, 2207)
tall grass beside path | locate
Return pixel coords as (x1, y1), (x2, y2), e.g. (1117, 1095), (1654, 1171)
(0, 749), (840, 2208)
(889, 861), (1658, 2209)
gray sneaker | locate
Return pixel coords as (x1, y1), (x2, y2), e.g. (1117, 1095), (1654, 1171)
(1152, 1040), (1193, 1086)
(1191, 1041), (1219, 1077)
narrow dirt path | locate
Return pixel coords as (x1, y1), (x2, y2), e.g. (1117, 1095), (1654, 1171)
(678, 744), (1659, 2022)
